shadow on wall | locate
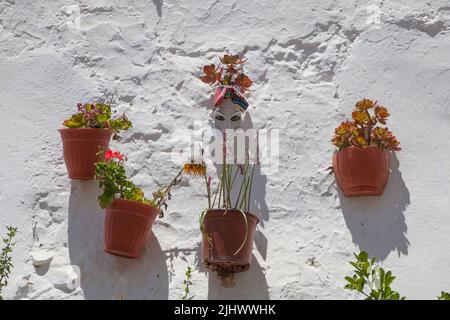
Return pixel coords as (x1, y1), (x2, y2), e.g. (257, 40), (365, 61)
(68, 181), (168, 299)
(207, 255), (269, 300)
(339, 153), (410, 261)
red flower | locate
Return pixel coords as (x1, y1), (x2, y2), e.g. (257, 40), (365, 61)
(105, 149), (113, 160)
(113, 151), (124, 160)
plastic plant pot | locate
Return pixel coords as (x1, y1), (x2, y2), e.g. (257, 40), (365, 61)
(104, 198), (160, 259)
(201, 209), (259, 273)
(333, 146), (390, 197)
(59, 128), (113, 180)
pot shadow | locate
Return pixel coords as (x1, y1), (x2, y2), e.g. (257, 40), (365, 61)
(207, 255), (269, 300)
(162, 245), (199, 282)
(339, 153), (410, 261)
(68, 180), (168, 299)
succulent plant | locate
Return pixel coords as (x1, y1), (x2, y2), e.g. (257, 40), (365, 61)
(332, 99), (400, 151)
(199, 53), (252, 94)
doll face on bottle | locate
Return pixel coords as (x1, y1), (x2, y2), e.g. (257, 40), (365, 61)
(213, 99), (243, 130)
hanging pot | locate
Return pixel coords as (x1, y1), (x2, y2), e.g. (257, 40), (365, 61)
(59, 128), (113, 180)
(333, 146), (390, 197)
(104, 198), (159, 259)
(201, 209), (259, 273)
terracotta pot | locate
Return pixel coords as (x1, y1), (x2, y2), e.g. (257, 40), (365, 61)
(59, 128), (113, 180)
(104, 198), (159, 259)
(202, 209), (259, 273)
(333, 146), (390, 197)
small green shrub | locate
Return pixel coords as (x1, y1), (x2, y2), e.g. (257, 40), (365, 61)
(438, 291), (450, 300)
(345, 251), (405, 300)
(345, 251), (449, 300)
(0, 227), (17, 300)
(180, 266), (193, 300)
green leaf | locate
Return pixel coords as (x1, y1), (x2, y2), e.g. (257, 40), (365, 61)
(345, 276), (354, 284)
(438, 291), (450, 300)
(349, 261), (359, 270)
(358, 251), (369, 262)
(63, 113), (87, 128)
(98, 194), (114, 209)
(370, 290), (380, 300)
(110, 117), (132, 132)
(389, 292), (400, 300)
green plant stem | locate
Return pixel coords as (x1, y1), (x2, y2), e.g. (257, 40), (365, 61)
(226, 164), (233, 207)
(181, 266), (193, 300)
(221, 157), (226, 208)
(246, 164), (255, 212)
(204, 175), (211, 209)
(212, 178), (222, 208)
(239, 174), (250, 210)
(234, 164), (249, 209)
(157, 168), (183, 209)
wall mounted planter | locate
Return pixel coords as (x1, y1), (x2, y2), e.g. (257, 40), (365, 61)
(59, 128), (112, 179)
(202, 209), (259, 273)
(104, 198), (160, 259)
(333, 146), (390, 197)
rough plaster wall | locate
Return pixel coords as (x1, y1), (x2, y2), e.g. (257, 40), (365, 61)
(1, 0), (450, 300)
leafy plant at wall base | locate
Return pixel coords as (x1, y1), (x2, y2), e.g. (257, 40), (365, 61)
(180, 266), (194, 300)
(345, 251), (405, 300)
(332, 99), (400, 151)
(0, 227), (17, 300)
(438, 292), (450, 300)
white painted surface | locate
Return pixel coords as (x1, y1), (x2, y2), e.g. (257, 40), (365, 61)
(1, 0), (450, 300)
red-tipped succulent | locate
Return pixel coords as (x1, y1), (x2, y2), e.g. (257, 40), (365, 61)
(332, 99), (400, 151)
(199, 53), (253, 94)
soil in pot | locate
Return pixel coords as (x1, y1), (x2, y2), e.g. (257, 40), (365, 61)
(333, 146), (390, 197)
(104, 198), (160, 259)
(202, 209), (259, 273)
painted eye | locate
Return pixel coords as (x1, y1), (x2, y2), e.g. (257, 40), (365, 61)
(230, 114), (241, 121)
(215, 114), (225, 121)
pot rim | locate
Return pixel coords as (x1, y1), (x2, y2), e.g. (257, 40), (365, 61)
(58, 127), (113, 133)
(109, 198), (160, 211)
(335, 145), (388, 154)
(205, 208), (259, 224)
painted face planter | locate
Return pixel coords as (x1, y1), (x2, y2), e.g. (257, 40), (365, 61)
(59, 103), (131, 179)
(196, 53), (260, 273)
(332, 99), (401, 197)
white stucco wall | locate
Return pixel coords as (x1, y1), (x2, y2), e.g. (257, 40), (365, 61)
(1, 0), (450, 300)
